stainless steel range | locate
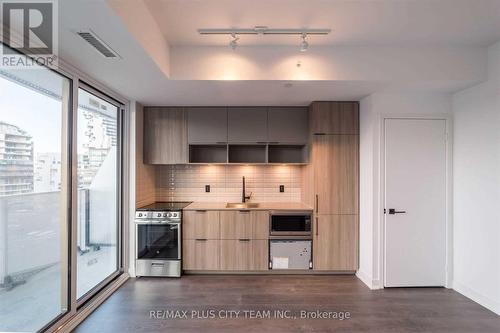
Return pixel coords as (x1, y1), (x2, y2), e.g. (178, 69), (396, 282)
(135, 202), (191, 277)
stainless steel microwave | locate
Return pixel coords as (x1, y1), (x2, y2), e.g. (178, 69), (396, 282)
(269, 211), (312, 237)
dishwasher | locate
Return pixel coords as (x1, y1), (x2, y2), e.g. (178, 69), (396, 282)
(269, 211), (313, 270)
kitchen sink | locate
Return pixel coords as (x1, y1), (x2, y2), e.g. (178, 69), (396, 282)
(225, 202), (260, 209)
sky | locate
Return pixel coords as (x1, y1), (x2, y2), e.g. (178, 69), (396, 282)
(0, 76), (63, 154)
(0, 74), (118, 156)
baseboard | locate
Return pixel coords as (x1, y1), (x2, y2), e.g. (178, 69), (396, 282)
(453, 280), (500, 315)
(355, 270), (383, 290)
(371, 279), (382, 289)
(184, 270), (356, 275)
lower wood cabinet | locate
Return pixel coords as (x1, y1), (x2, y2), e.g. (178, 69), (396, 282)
(220, 239), (268, 271)
(183, 239), (220, 270)
(220, 210), (268, 239)
(183, 210), (269, 271)
(183, 211), (220, 239)
(313, 215), (358, 271)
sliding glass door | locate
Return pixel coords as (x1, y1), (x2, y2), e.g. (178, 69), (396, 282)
(0, 44), (126, 332)
(76, 86), (121, 301)
(0, 67), (71, 331)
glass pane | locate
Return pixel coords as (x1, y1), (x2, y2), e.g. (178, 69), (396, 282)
(76, 88), (119, 299)
(137, 225), (180, 260)
(0, 68), (70, 331)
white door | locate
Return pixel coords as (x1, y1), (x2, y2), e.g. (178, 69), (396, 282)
(384, 118), (447, 287)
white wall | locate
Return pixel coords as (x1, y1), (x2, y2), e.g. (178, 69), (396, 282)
(358, 93), (452, 289)
(451, 42), (500, 315)
(170, 45), (486, 83)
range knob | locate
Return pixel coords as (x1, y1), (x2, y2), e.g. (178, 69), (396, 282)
(167, 212), (172, 218)
(157, 213), (161, 218)
(138, 213), (143, 217)
(163, 213), (167, 217)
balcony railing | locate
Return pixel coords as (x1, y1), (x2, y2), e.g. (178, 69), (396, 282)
(0, 189), (112, 288)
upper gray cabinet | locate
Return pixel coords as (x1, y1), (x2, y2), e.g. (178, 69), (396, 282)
(187, 107), (227, 143)
(228, 107), (268, 143)
(267, 107), (308, 144)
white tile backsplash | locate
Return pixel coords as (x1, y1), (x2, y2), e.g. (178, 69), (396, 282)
(156, 165), (303, 202)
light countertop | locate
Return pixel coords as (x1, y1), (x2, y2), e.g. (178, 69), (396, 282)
(184, 202), (313, 211)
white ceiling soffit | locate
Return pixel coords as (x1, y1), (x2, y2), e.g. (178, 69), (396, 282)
(144, 0), (500, 47)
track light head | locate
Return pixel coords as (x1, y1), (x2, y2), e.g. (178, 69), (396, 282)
(300, 33), (309, 52)
(229, 32), (239, 50)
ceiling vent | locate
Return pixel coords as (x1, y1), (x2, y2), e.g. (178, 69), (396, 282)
(76, 30), (120, 58)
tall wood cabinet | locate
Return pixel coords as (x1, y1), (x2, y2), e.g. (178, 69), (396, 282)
(310, 101), (359, 135)
(313, 135), (359, 215)
(314, 215), (358, 270)
(307, 101), (359, 271)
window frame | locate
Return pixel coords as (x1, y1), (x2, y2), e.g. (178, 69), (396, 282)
(74, 81), (125, 306)
(0, 44), (74, 333)
(0, 39), (130, 332)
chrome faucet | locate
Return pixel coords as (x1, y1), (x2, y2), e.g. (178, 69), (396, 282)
(242, 176), (252, 203)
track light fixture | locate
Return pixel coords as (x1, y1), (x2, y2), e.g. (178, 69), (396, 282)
(229, 32), (239, 50)
(198, 26), (331, 51)
(300, 33), (309, 52)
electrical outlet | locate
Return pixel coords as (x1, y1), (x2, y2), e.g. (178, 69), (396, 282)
(205, 185), (210, 193)
(279, 185), (285, 192)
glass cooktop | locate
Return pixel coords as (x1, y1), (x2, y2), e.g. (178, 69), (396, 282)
(137, 202), (192, 211)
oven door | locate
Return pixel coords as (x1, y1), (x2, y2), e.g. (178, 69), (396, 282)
(136, 222), (181, 260)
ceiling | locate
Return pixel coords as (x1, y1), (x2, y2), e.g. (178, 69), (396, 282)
(144, 0), (500, 47)
(55, 0), (500, 106)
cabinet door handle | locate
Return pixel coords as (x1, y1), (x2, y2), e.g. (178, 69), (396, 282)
(195, 210), (207, 213)
(195, 238), (207, 241)
(315, 194), (319, 213)
(315, 217), (319, 236)
(239, 210), (250, 213)
(238, 238), (250, 242)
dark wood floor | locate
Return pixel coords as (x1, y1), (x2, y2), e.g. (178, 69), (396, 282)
(74, 275), (499, 333)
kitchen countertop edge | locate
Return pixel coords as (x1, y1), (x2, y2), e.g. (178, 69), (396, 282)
(184, 202), (313, 211)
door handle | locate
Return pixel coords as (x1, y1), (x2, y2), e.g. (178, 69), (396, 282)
(388, 208), (406, 215)
(315, 217), (318, 236)
(315, 194), (319, 213)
